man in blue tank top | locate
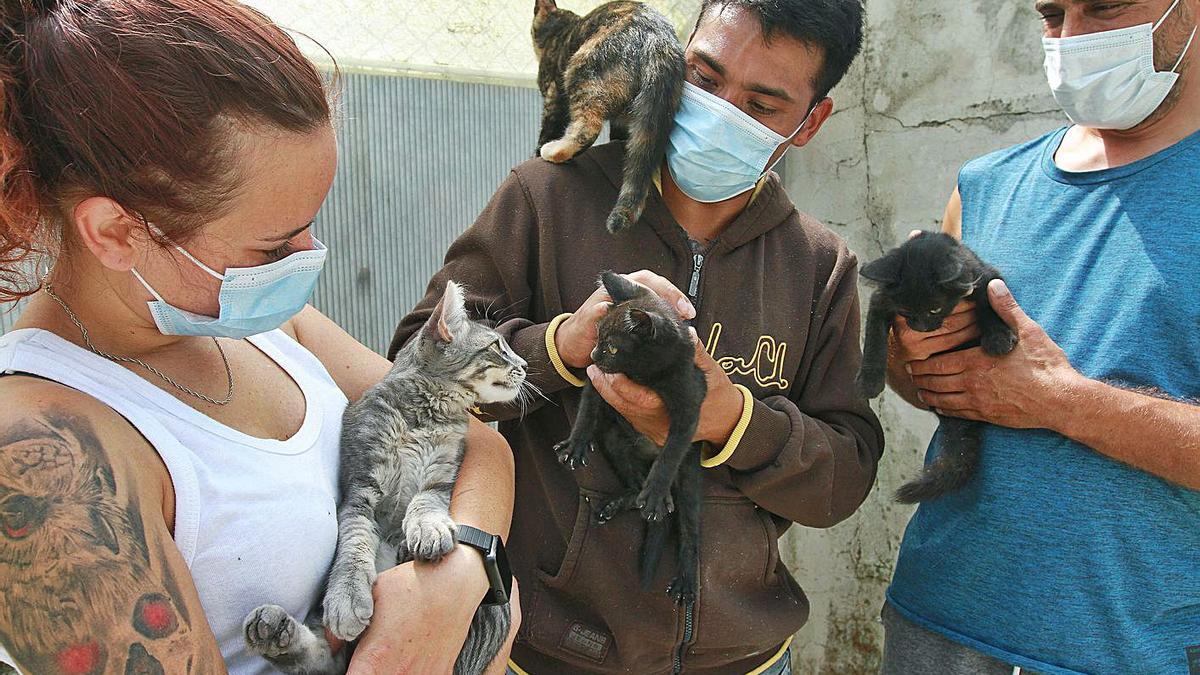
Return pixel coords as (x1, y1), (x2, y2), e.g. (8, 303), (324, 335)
(881, 1), (1200, 674)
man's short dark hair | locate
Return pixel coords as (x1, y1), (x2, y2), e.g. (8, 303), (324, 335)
(696, 0), (865, 101)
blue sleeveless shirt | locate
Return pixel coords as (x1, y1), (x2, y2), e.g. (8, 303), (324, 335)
(887, 127), (1200, 675)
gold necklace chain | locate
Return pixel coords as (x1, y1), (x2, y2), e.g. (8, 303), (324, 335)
(42, 284), (234, 406)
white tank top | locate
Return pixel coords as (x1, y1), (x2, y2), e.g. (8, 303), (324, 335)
(0, 328), (346, 674)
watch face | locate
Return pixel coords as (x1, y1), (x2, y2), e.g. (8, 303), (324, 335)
(456, 525), (513, 606)
(488, 538), (513, 605)
(496, 539), (511, 588)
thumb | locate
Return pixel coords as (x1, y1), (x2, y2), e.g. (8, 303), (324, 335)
(688, 326), (704, 355)
(600, 369), (660, 408)
(987, 279), (1029, 330)
(584, 301), (611, 324)
(690, 327), (717, 370)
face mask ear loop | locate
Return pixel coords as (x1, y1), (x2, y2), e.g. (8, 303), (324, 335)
(1170, 25), (1198, 73)
(145, 222), (225, 280)
(169, 243), (225, 281)
(1154, 0), (1184, 31)
(763, 102), (819, 175)
(130, 268), (168, 303)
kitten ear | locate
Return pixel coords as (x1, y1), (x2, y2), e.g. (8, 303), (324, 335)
(624, 308), (657, 337)
(535, 0), (557, 16)
(422, 297), (451, 344)
(860, 251), (903, 285)
(424, 281), (468, 344)
(945, 278), (976, 297)
(936, 260), (965, 285)
(600, 271), (649, 304)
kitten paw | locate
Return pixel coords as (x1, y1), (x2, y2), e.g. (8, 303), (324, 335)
(406, 512), (458, 562)
(594, 492), (637, 524)
(323, 568), (375, 641)
(667, 574), (697, 604)
(553, 438), (590, 469)
(855, 371), (886, 399)
(980, 327), (1018, 356)
(539, 139), (577, 163)
(395, 538), (412, 564)
(636, 485), (673, 522)
(243, 604), (297, 658)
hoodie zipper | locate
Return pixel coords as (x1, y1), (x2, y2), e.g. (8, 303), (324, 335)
(687, 247), (704, 308)
(675, 237), (710, 674)
(685, 238), (717, 314)
(673, 597), (695, 674)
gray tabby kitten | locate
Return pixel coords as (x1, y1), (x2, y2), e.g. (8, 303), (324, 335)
(242, 281), (527, 674)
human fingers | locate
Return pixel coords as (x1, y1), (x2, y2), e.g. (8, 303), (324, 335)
(918, 324), (982, 355)
(916, 390), (972, 410)
(948, 300), (977, 316)
(933, 407), (984, 422)
(588, 367), (662, 409)
(907, 349), (974, 377)
(937, 308), (979, 334)
(625, 269), (696, 320)
(911, 373), (969, 394)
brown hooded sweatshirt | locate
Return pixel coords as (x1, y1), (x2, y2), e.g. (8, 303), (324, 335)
(390, 142), (884, 674)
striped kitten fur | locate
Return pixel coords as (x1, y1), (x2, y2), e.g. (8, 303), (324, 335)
(532, 0), (685, 234)
(243, 282), (527, 674)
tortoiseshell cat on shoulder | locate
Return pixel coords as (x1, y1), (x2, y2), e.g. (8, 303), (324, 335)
(532, 0), (685, 233)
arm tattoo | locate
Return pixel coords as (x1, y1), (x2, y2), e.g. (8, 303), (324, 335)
(0, 412), (203, 674)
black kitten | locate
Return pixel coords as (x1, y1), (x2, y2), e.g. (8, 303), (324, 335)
(553, 271), (705, 602)
(857, 232), (1018, 503)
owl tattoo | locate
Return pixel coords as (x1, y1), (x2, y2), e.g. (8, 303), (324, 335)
(0, 412), (196, 674)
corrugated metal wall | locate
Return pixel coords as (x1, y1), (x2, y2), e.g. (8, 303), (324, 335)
(312, 73), (542, 352)
(0, 73), (545, 350)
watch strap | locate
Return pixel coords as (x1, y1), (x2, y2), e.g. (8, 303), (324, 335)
(456, 524), (495, 552)
(456, 524), (511, 606)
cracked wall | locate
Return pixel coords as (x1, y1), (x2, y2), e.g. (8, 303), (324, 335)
(778, 2), (1066, 672)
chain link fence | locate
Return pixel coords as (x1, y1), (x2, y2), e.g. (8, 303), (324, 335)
(246, 0), (701, 84)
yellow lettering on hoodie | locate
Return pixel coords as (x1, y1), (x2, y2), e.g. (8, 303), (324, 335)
(705, 322), (790, 391)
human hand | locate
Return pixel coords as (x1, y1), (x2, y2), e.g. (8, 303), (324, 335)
(890, 300), (981, 364)
(347, 547), (519, 675)
(555, 270), (696, 369)
(908, 280), (1083, 429)
(587, 328), (742, 446)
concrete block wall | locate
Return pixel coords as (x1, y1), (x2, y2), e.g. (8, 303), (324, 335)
(778, 2), (1067, 672)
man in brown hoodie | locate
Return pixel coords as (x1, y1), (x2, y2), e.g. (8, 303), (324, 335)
(390, 1), (883, 672)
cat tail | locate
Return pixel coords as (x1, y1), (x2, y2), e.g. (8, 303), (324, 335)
(453, 603), (511, 675)
(639, 518), (670, 591)
(894, 417), (981, 504)
(605, 38), (685, 234)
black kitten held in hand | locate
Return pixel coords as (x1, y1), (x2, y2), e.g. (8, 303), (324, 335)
(532, 0), (685, 233)
(553, 272), (705, 602)
(857, 232), (1018, 503)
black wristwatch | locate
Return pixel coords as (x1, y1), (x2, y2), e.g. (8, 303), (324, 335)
(456, 524), (512, 606)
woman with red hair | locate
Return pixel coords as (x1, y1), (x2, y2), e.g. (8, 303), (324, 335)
(0, 1), (517, 672)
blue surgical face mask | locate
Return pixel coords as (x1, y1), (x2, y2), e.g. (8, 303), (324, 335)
(1042, 0), (1197, 130)
(666, 81), (814, 203)
(131, 229), (328, 339)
